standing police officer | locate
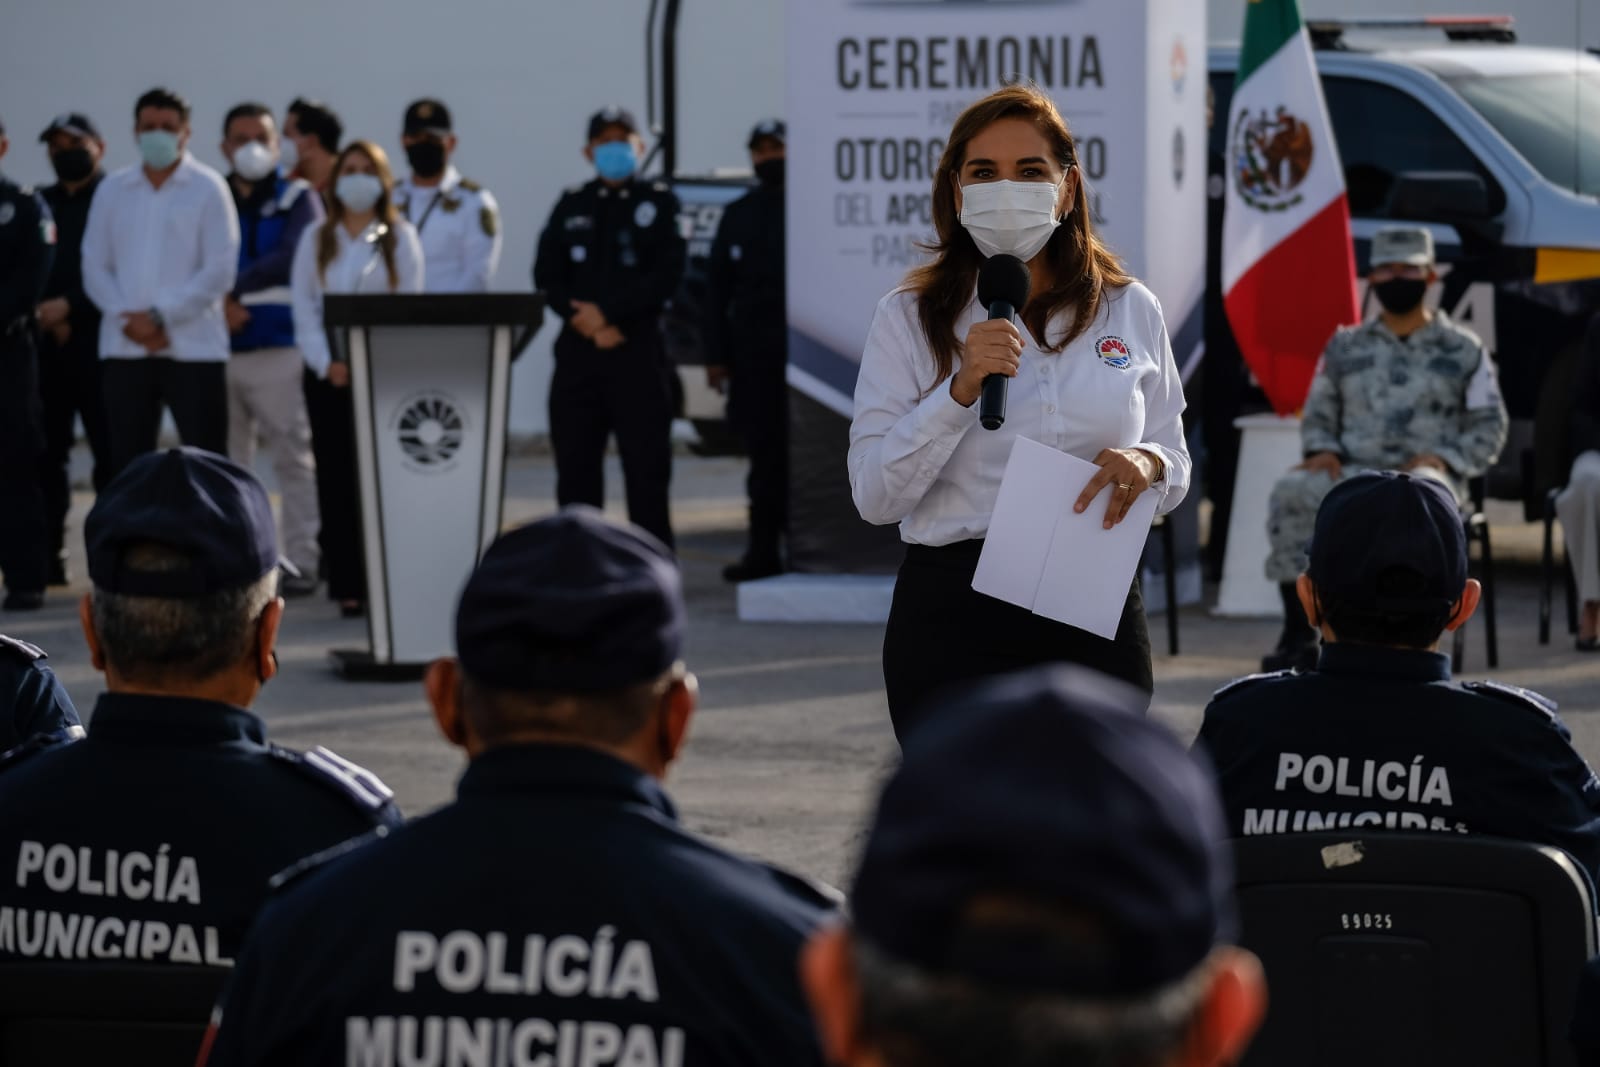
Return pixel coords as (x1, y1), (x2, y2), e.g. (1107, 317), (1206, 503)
(0, 447), (400, 968)
(534, 108), (686, 549)
(1199, 471), (1600, 884)
(0, 114), (56, 613)
(705, 119), (788, 582)
(202, 508), (834, 1066)
(393, 99), (501, 292)
(801, 664), (1266, 1067)
(36, 113), (111, 587)
(0, 633), (82, 752)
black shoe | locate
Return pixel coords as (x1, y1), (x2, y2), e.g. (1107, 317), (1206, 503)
(2, 590), (45, 612)
(722, 557), (784, 583)
(339, 599), (366, 618)
(47, 556), (69, 587)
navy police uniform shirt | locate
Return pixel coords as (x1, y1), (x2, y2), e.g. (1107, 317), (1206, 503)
(0, 692), (400, 967)
(1195, 643), (1600, 883)
(533, 177), (686, 339)
(0, 634), (81, 751)
(205, 745), (836, 1067)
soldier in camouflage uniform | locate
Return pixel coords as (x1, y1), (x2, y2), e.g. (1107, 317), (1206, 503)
(1261, 226), (1508, 670)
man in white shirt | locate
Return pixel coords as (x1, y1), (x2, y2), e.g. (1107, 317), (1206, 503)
(81, 87), (240, 477)
(391, 99), (501, 292)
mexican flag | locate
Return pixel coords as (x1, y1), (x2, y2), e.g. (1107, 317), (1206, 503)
(1222, 0), (1360, 415)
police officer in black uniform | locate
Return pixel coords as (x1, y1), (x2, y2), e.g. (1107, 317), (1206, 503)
(705, 119), (789, 581)
(203, 507), (835, 1066)
(0, 633), (82, 751)
(1196, 471), (1600, 883)
(36, 113), (112, 586)
(0, 115), (56, 612)
(0, 447), (400, 970)
(801, 665), (1265, 1067)
(534, 108), (686, 549)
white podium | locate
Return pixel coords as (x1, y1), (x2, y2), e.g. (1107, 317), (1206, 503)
(323, 293), (544, 679)
(1214, 413), (1304, 618)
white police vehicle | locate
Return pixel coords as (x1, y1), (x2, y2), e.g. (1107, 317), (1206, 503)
(1210, 16), (1600, 507)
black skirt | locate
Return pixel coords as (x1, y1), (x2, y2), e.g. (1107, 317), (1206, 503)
(881, 539), (1153, 742)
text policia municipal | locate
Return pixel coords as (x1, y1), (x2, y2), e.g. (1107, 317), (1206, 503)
(1243, 754), (1468, 837)
(345, 929), (684, 1067)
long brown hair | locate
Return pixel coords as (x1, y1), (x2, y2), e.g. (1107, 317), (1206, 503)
(317, 140), (401, 289)
(908, 84), (1132, 385)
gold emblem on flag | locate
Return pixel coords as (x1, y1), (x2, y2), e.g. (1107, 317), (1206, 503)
(1231, 106), (1313, 212)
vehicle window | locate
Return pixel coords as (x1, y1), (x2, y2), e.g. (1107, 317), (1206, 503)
(1322, 75), (1507, 217)
(1445, 69), (1600, 198)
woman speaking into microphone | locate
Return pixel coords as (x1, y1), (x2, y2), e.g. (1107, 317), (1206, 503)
(849, 84), (1190, 739)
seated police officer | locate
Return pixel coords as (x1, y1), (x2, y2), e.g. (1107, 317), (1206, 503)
(802, 664), (1266, 1067)
(0, 447), (400, 967)
(201, 507), (836, 1066)
(1198, 471), (1600, 883)
(0, 633), (82, 751)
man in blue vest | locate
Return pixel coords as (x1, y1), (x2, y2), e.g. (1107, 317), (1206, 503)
(221, 103), (322, 595)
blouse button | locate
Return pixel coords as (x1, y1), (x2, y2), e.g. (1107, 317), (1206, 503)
(1045, 404), (1057, 414)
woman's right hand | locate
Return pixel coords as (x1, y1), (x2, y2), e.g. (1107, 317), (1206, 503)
(950, 319), (1023, 407)
(327, 362), (351, 388)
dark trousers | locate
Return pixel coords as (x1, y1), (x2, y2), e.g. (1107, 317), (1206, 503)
(549, 329), (675, 549)
(100, 358), (228, 479)
(882, 541), (1153, 743)
(37, 333), (109, 559)
(303, 370), (364, 602)
(0, 337), (49, 594)
(730, 359), (788, 563)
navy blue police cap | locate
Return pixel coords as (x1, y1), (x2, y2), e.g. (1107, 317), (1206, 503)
(851, 665), (1236, 997)
(1308, 471), (1467, 615)
(748, 118), (785, 148)
(455, 506), (684, 693)
(85, 447), (279, 598)
(587, 106), (639, 141)
(39, 112), (100, 142)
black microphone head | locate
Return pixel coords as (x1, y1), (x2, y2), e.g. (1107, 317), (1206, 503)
(977, 254), (1031, 311)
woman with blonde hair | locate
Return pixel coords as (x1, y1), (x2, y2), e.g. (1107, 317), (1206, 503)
(849, 84), (1191, 738)
(291, 140), (423, 616)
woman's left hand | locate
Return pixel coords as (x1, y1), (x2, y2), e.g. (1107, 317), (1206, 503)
(1075, 448), (1163, 529)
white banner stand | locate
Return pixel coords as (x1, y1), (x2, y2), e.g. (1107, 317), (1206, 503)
(323, 293), (544, 679)
(1214, 412), (1303, 618)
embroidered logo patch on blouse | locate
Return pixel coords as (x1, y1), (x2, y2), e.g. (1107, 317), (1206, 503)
(1095, 335), (1132, 369)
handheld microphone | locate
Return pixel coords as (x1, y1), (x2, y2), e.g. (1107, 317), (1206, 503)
(975, 254), (1032, 431)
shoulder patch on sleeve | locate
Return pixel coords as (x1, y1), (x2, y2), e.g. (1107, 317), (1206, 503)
(0, 728), (79, 774)
(458, 178), (483, 193)
(0, 635), (46, 663)
(268, 825), (390, 894)
(761, 861), (845, 911)
(268, 744), (399, 820)
(1211, 669), (1295, 702)
(1462, 680), (1559, 720)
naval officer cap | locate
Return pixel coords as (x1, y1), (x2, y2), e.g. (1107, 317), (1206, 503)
(587, 106), (640, 141)
(1308, 470), (1467, 617)
(1371, 225), (1434, 269)
(85, 447), (279, 598)
(455, 507), (684, 693)
(403, 98), (453, 136)
(851, 665), (1236, 997)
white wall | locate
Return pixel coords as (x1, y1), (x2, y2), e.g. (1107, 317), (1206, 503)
(0, 0), (786, 436)
(1208, 0), (1600, 49)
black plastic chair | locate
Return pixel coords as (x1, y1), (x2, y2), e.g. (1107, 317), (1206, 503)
(1452, 476), (1498, 670)
(1232, 833), (1596, 1067)
(1542, 485), (1581, 645)
(0, 962), (226, 1066)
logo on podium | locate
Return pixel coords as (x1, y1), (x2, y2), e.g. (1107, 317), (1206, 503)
(392, 391), (468, 472)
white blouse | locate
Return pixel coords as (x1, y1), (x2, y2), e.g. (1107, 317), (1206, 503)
(849, 281), (1191, 546)
(290, 218), (425, 377)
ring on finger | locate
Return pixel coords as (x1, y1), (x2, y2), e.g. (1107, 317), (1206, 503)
(1116, 482), (1135, 491)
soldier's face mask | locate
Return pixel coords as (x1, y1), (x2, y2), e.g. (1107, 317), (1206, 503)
(1372, 277), (1428, 316)
(594, 141), (638, 182)
(958, 176), (1069, 262)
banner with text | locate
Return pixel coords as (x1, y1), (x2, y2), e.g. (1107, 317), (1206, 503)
(785, 0), (1206, 576)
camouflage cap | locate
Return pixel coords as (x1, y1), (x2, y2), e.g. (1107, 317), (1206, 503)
(1371, 226), (1434, 269)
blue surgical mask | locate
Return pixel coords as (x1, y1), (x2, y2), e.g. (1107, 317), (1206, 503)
(138, 129), (181, 170)
(594, 141), (638, 182)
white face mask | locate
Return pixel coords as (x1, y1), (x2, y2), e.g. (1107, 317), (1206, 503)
(278, 137), (300, 175)
(959, 178), (1068, 261)
(336, 173), (384, 213)
(232, 141), (278, 182)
